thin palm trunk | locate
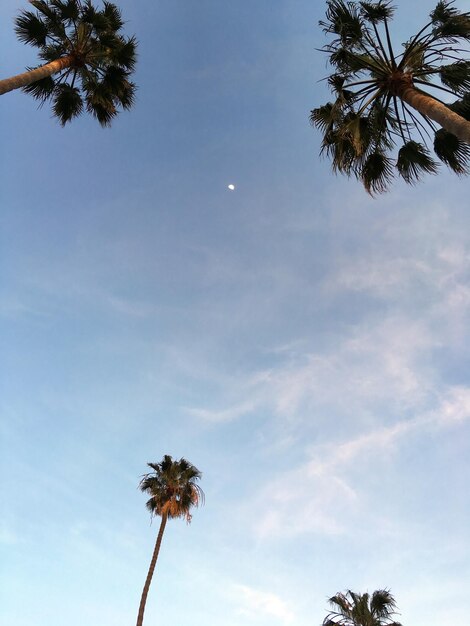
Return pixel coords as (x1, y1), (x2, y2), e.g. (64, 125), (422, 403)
(136, 512), (168, 626)
(0, 55), (74, 96)
(398, 83), (470, 143)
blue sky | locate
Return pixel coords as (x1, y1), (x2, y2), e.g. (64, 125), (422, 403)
(1, 1), (470, 625)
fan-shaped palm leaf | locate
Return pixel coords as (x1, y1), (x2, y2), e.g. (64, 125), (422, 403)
(434, 128), (470, 173)
(397, 140), (438, 183)
(448, 92), (470, 120)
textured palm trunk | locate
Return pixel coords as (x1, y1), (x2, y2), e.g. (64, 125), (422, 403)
(0, 55), (74, 96)
(398, 81), (470, 144)
(136, 513), (168, 626)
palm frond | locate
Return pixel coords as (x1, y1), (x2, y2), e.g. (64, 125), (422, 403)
(328, 45), (388, 76)
(397, 140), (438, 183)
(43, 15), (68, 41)
(324, 129), (357, 173)
(361, 149), (394, 193)
(108, 36), (138, 71)
(430, 0), (470, 41)
(145, 497), (157, 514)
(88, 10), (110, 32)
(80, 1), (98, 25)
(368, 101), (397, 149)
(434, 128), (470, 173)
(310, 102), (339, 132)
(370, 589), (398, 618)
(321, 0), (364, 47)
(328, 46), (362, 73)
(49, 0), (79, 21)
(101, 67), (136, 109)
(327, 593), (352, 616)
(439, 61), (470, 94)
(400, 40), (428, 73)
(22, 73), (56, 102)
(430, 0), (458, 24)
(95, 31), (118, 49)
(327, 73), (356, 103)
(102, 2), (124, 31)
(86, 98), (117, 126)
(29, 0), (59, 20)
(342, 112), (372, 154)
(359, 1), (395, 24)
(38, 42), (67, 63)
(53, 83), (83, 125)
(15, 11), (48, 47)
(448, 92), (470, 120)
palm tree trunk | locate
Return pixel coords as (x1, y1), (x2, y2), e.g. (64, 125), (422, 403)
(398, 82), (470, 143)
(136, 513), (168, 626)
(0, 55), (74, 96)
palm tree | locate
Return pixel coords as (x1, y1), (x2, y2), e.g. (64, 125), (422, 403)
(136, 455), (204, 626)
(311, 0), (470, 193)
(0, 0), (137, 126)
(322, 589), (403, 626)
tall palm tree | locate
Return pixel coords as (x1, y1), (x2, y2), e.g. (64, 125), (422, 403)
(0, 0), (137, 126)
(322, 589), (403, 626)
(311, 0), (470, 193)
(136, 455), (204, 626)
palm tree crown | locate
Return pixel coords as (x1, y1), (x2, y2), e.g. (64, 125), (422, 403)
(323, 589), (403, 626)
(136, 456), (203, 626)
(3, 0), (137, 126)
(139, 455), (204, 522)
(311, 0), (470, 193)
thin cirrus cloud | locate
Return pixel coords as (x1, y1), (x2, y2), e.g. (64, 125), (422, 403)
(187, 313), (437, 427)
(331, 244), (470, 317)
(182, 196), (470, 433)
(234, 584), (295, 624)
(187, 401), (257, 423)
(253, 385), (470, 540)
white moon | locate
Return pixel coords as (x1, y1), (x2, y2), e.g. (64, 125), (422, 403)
(228, 184), (235, 191)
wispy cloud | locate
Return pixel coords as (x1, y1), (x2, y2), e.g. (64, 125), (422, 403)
(264, 315), (434, 414)
(234, 584), (295, 624)
(434, 386), (470, 425)
(186, 401), (256, 423)
(188, 314), (437, 426)
(255, 470), (357, 538)
(254, 385), (470, 539)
